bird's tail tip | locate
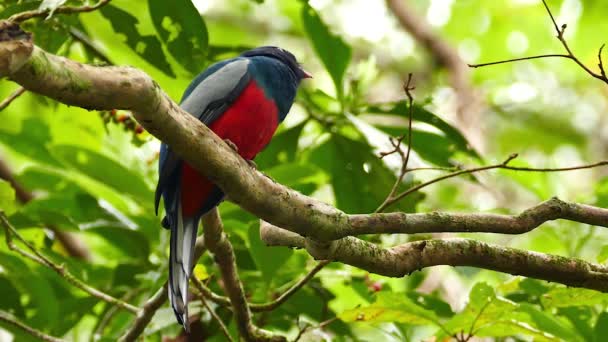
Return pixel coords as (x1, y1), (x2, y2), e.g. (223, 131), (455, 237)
(168, 207), (199, 332)
(169, 293), (190, 332)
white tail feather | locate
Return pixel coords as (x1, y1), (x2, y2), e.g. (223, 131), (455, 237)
(168, 201), (199, 331)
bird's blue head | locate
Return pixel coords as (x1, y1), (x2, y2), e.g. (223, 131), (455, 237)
(241, 46), (312, 81)
(241, 46), (311, 121)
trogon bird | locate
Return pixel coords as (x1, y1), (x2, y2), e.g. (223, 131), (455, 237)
(154, 46), (311, 329)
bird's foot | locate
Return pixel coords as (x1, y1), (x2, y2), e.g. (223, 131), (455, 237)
(223, 139), (238, 152)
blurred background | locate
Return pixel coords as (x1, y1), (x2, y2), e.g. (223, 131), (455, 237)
(1, 0), (607, 340)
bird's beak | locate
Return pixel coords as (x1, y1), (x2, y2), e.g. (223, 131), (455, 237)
(300, 68), (313, 79)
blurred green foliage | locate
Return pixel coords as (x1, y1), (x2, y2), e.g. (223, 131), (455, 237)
(0, 0), (607, 340)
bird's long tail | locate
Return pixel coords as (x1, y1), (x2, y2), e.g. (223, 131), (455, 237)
(168, 200), (199, 332)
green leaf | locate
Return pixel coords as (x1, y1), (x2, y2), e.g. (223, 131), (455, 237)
(84, 225), (151, 261)
(51, 297), (98, 336)
(340, 292), (442, 327)
(0, 277), (24, 318)
(0, 179), (16, 215)
(247, 223), (293, 282)
(263, 163), (324, 196)
(441, 283), (513, 336)
(352, 113), (461, 167)
(519, 304), (583, 342)
(0, 252), (59, 330)
(148, 0), (208, 74)
(16, 192), (116, 232)
(22, 16), (74, 54)
(594, 312), (608, 342)
(302, 4), (351, 99)
(50, 145), (152, 202)
(541, 287), (608, 308)
(309, 134), (421, 213)
(597, 245), (608, 263)
(0, 1), (38, 18)
(256, 122), (306, 170)
(0, 118), (62, 167)
(439, 283), (565, 341)
(100, 5), (175, 77)
(366, 102), (480, 160)
(405, 292), (454, 318)
(560, 307), (594, 342)
(596, 177), (608, 208)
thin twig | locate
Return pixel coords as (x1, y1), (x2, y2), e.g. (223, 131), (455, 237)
(406, 166), (461, 172)
(192, 277), (234, 342)
(377, 154), (608, 212)
(385, 0), (479, 137)
(376, 74), (415, 213)
(191, 260), (329, 313)
(293, 317), (337, 342)
(0, 212), (139, 314)
(502, 160), (608, 172)
(8, 0), (112, 23)
(190, 278), (230, 307)
(251, 260), (329, 312)
(599, 44), (607, 79)
(468, 54), (571, 68)
(541, 0), (561, 33)
(470, 0), (608, 85)
(0, 87), (26, 111)
(0, 310), (65, 342)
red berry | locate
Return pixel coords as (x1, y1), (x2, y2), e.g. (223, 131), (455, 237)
(135, 125), (144, 134)
(110, 109), (117, 116)
(116, 114), (128, 122)
(371, 282), (382, 292)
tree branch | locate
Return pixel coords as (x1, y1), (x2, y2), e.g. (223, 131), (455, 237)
(0, 86), (25, 111)
(118, 284), (167, 342)
(0, 212), (139, 314)
(202, 208), (285, 341)
(201, 209), (285, 342)
(0, 310), (65, 342)
(261, 222), (608, 292)
(0, 157), (91, 260)
(349, 197), (608, 237)
(8, 0), (112, 23)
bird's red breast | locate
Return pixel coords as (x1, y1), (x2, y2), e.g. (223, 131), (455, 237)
(180, 80), (279, 216)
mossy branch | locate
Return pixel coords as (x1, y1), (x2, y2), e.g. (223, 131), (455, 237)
(261, 221), (608, 292)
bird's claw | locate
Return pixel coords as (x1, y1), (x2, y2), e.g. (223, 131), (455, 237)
(247, 159), (257, 169)
(223, 139), (238, 152)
